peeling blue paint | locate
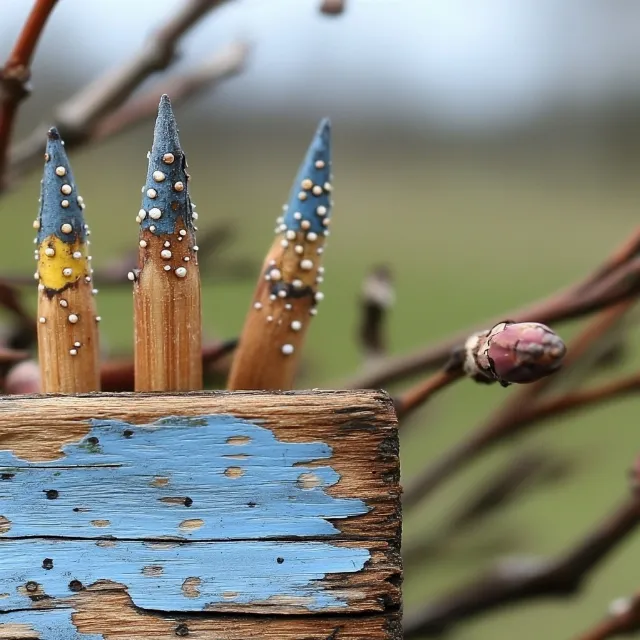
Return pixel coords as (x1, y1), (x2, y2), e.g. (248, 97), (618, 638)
(0, 539), (369, 612)
(37, 127), (87, 246)
(0, 608), (104, 639)
(282, 118), (332, 235)
(139, 94), (194, 237)
(0, 414), (368, 540)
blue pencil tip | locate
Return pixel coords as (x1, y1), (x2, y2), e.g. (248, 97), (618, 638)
(138, 95), (193, 236)
(37, 127), (87, 246)
(281, 119), (332, 235)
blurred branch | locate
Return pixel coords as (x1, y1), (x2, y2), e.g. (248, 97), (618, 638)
(0, 0), (58, 190)
(404, 484), (640, 638)
(358, 264), (394, 366)
(403, 450), (573, 567)
(100, 339), (238, 392)
(575, 592), (640, 640)
(8, 0), (236, 182)
(402, 300), (638, 510)
(320, 0), (346, 15)
(91, 41), (250, 141)
(343, 227), (640, 389)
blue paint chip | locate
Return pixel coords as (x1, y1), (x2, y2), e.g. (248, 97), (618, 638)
(37, 128), (87, 245)
(282, 118), (332, 235)
(139, 94), (194, 236)
(0, 539), (369, 612)
(0, 414), (369, 539)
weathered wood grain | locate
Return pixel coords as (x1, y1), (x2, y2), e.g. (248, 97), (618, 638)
(0, 391), (401, 636)
(0, 591), (402, 639)
(0, 390), (400, 539)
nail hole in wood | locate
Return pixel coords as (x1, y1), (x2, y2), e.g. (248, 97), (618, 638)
(44, 489), (59, 499)
(42, 558), (53, 570)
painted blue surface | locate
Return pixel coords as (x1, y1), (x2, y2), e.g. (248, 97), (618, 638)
(37, 128), (87, 246)
(0, 539), (369, 612)
(0, 414), (368, 539)
(0, 608), (103, 639)
(282, 118), (332, 235)
(139, 95), (194, 236)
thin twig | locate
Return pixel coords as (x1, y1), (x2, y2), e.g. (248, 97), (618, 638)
(394, 367), (464, 421)
(342, 227), (640, 389)
(91, 41), (250, 141)
(0, 0), (58, 188)
(8, 0), (233, 182)
(320, 0), (346, 15)
(404, 489), (640, 637)
(574, 591), (640, 640)
(402, 300), (638, 510)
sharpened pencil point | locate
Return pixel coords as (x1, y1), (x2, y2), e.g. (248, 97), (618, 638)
(138, 95), (194, 238)
(35, 128), (100, 393)
(133, 95), (202, 392)
(228, 118), (333, 391)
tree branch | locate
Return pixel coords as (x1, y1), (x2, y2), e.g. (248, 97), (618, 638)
(8, 0), (234, 183)
(0, 0), (58, 188)
(402, 299), (638, 510)
(342, 227), (640, 389)
(575, 591), (640, 640)
(404, 488), (640, 637)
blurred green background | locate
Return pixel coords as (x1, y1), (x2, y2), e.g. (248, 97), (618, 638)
(2, 1), (640, 638)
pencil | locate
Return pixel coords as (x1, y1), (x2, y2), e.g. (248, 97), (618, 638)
(227, 118), (332, 390)
(35, 127), (100, 393)
(132, 95), (202, 391)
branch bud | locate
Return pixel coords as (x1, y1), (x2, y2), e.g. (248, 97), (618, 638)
(464, 321), (566, 387)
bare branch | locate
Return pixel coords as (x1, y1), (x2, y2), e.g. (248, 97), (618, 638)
(0, 0), (58, 188)
(404, 488), (640, 637)
(575, 592), (640, 640)
(91, 41), (250, 141)
(342, 227), (640, 389)
(320, 0), (346, 15)
(8, 0), (234, 181)
(402, 300), (637, 510)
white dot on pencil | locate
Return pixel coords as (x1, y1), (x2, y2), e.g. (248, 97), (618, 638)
(139, 240), (147, 248)
(301, 220), (311, 230)
(127, 272), (136, 281)
(301, 179), (313, 190)
(312, 185), (323, 196)
(163, 265), (171, 271)
(72, 251), (82, 259)
(307, 232), (318, 242)
(38, 317), (46, 324)
(44, 247), (55, 257)
(163, 153), (175, 164)
(61, 223), (72, 234)
(69, 349), (78, 356)
(95, 316), (101, 322)
(281, 344), (294, 355)
(147, 188), (157, 199)
(175, 267), (187, 278)
(153, 170), (166, 182)
(291, 321), (302, 331)
(138, 209), (147, 220)
(293, 212), (302, 220)
(68, 314), (79, 324)
(161, 250), (172, 259)
(254, 302), (262, 310)
(174, 181), (184, 192)
(33, 220), (40, 230)
(300, 259), (313, 271)
(179, 230), (187, 236)
(316, 206), (327, 216)
(74, 342), (81, 348)
(55, 166), (66, 176)
(315, 160), (325, 169)
(149, 208), (162, 220)
(62, 268), (73, 276)
(59, 299), (68, 308)
(315, 292), (324, 302)
(61, 199), (70, 208)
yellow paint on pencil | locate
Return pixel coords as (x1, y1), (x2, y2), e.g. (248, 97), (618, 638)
(37, 235), (89, 291)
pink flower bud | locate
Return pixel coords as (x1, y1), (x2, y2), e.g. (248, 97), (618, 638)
(464, 321), (566, 387)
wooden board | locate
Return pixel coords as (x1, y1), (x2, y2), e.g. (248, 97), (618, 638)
(0, 390), (401, 639)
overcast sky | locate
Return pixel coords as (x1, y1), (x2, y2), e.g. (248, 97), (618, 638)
(3, 0), (640, 130)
